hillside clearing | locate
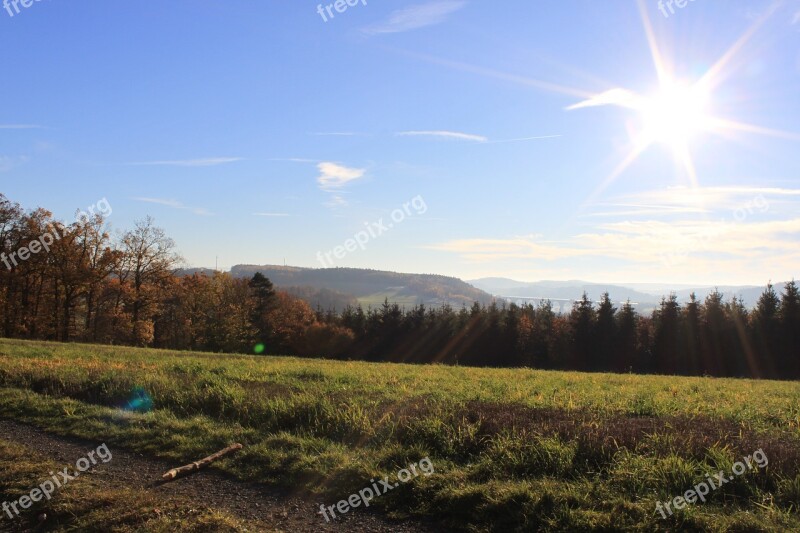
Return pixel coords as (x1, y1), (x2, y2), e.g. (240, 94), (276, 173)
(1, 338), (799, 531)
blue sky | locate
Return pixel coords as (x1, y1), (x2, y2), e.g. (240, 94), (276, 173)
(2, 0), (799, 285)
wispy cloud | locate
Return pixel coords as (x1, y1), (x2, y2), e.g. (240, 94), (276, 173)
(430, 217), (800, 265)
(326, 194), (349, 208)
(427, 236), (586, 262)
(793, 11), (800, 25)
(581, 205), (709, 218)
(397, 130), (488, 142)
(573, 218), (800, 262)
(317, 162), (366, 190)
(430, 184), (800, 283)
(362, 1), (465, 35)
(132, 197), (213, 216)
(565, 88), (641, 110)
(614, 186), (800, 211)
(575, 186), (800, 221)
(397, 130), (562, 144)
(483, 135), (563, 144)
(0, 124), (43, 130)
(267, 158), (318, 163)
(0, 155), (30, 172)
(127, 157), (242, 167)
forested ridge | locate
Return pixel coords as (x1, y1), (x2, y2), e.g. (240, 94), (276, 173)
(2, 193), (798, 380)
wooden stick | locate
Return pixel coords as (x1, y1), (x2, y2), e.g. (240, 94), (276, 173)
(161, 443), (243, 482)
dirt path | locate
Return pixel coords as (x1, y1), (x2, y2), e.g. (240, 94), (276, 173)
(0, 419), (442, 532)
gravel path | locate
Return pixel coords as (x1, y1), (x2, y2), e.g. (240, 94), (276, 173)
(0, 419), (443, 532)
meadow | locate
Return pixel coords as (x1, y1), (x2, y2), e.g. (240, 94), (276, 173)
(1, 338), (799, 531)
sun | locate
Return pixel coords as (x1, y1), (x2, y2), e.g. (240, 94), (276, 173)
(504, 0), (800, 206)
(640, 81), (711, 148)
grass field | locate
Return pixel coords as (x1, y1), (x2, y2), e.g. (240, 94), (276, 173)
(356, 290), (421, 307)
(1, 338), (799, 531)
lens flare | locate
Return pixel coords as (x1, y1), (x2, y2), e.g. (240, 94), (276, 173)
(125, 387), (153, 412)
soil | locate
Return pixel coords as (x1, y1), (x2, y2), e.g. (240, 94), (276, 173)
(0, 419), (444, 533)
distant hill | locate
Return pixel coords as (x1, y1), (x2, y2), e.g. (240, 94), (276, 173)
(469, 279), (659, 312)
(470, 278), (790, 312)
(669, 283), (790, 308)
(470, 279), (655, 303)
(230, 265), (494, 308)
(175, 268), (218, 277)
(282, 286), (359, 311)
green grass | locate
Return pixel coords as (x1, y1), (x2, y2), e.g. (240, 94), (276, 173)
(357, 290), (421, 307)
(0, 337), (799, 531)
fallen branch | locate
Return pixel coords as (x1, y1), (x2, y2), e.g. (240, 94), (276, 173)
(161, 443), (243, 482)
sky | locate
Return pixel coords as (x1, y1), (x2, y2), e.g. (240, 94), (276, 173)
(1, 0), (799, 286)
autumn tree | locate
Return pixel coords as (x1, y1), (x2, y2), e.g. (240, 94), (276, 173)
(265, 292), (317, 355)
(120, 217), (182, 345)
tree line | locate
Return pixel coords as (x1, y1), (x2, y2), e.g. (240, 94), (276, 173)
(323, 287), (799, 379)
(1, 193), (798, 379)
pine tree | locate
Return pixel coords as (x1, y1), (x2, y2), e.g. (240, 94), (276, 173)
(595, 293), (616, 371)
(653, 294), (681, 374)
(569, 292), (595, 371)
(248, 272), (277, 347)
(779, 281), (800, 378)
(752, 284), (780, 378)
(616, 300), (638, 372)
(681, 293), (701, 375)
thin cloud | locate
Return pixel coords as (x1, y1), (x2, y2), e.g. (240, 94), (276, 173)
(132, 197), (213, 216)
(362, 1), (465, 35)
(582, 205), (710, 218)
(0, 124), (43, 129)
(565, 88), (641, 110)
(397, 130), (561, 144)
(427, 237), (586, 263)
(614, 186), (800, 211)
(483, 135), (563, 144)
(430, 185), (800, 270)
(326, 194), (349, 208)
(0, 155), (30, 172)
(430, 216), (800, 267)
(397, 130), (488, 142)
(127, 157), (242, 167)
(574, 218), (800, 262)
(317, 162), (366, 190)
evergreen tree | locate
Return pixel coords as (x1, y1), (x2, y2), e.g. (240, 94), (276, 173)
(779, 281), (800, 378)
(569, 292), (596, 371)
(681, 293), (701, 375)
(653, 294), (681, 374)
(616, 300), (638, 372)
(752, 284), (781, 378)
(248, 272), (277, 347)
(700, 290), (726, 376)
(595, 293), (616, 371)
